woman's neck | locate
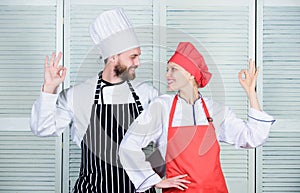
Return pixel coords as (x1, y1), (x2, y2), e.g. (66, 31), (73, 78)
(178, 87), (200, 104)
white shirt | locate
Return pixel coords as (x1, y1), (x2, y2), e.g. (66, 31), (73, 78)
(30, 75), (159, 147)
(119, 94), (275, 192)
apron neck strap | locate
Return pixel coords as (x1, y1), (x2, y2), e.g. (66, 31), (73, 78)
(94, 72), (144, 113)
(201, 97), (213, 122)
(168, 95), (179, 128)
(94, 72), (103, 104)
(168, 95), (213, 128)
(126, 80), (144, 113)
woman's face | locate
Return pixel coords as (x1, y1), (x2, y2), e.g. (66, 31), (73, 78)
(166, 62), (194, 91)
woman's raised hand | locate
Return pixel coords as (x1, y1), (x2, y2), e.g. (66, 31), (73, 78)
(238, 59), (261, 110)
(238, 59), (259, 95)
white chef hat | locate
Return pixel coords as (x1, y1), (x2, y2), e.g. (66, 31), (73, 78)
(89, 8), (140, 60)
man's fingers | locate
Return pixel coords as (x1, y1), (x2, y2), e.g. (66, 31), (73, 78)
(50, 52), (55, 66)
(57, 66), (66, 77)
(60, 68), (67, 81)
(44, 55), (49, 68)
(54, 52), (63, 67)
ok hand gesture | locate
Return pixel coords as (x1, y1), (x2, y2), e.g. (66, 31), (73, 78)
(43, 52), (66, 93)
(238, 59), (258, 95)
(238, 59), (261, 110)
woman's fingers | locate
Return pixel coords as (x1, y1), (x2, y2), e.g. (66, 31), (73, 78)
(254, 66), (259, 79)
(167, 174), (190, 190)
(172, 174), (188, 179)
(238, 69), (247, 81)
(248, 58), (257, 75)
(248, 58), (254, 74)
(173, 181), (189, 190)
(155, 174), (191, 190)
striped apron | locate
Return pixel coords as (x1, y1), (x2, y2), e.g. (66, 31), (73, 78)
(73, 73), (156, 193)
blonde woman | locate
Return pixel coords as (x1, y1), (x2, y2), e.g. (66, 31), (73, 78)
(119, 42), (275, 193)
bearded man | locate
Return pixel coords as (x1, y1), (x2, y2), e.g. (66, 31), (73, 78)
(30, 8), (158, 193)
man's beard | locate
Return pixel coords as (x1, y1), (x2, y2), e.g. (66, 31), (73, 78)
(114, 64), (137, 81)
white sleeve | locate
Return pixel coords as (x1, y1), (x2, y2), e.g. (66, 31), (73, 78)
(30, 88), (74, 137)
(217, 104), (275, 148)
(119, 100), (165, 192)
(132, 81), (160, 109)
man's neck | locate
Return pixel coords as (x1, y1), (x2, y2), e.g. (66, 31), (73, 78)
(102, 66), (123, 84)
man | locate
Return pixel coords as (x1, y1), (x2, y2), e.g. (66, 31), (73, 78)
(30, 8), (158, 193)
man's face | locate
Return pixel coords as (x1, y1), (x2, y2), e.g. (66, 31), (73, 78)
(114, 47), (141, 81)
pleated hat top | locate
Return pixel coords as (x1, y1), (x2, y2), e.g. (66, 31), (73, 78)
(89, 8), (140, 59)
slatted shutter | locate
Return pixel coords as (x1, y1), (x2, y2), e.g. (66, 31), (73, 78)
(256, 0), (300, 192)
(2, 1), (299, 192)
(63, 0), (157, 192)
(0, 0), (62, 192)
(163, 0), (255, 192)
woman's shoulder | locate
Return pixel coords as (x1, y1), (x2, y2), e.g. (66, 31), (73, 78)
(153, 93), (176, 103)
(144, 94), (175, 112)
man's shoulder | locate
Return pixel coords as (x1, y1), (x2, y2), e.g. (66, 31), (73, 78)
(74, 75), (98, 88)
(59, 75), (98, 98)
(130, 79), (152, 87)
(130, 79), (157, 92)
(130, 79), (159, 105)
(65, 75), (97, 93)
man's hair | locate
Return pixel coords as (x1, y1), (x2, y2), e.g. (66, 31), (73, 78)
(104, 58), (108, 65)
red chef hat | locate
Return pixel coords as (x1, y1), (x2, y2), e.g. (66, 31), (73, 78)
(168, 42), (212, 88)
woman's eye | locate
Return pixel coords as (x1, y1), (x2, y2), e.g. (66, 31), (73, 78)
(167, 67), (177, 72)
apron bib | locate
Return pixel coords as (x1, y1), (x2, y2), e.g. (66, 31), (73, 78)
(164, 95), (228, 193)
(73, 73), (155, 193)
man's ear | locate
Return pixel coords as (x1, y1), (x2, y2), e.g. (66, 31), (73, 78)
(107, 55), (117, 64)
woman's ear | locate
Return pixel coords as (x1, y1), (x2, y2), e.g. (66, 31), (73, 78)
(190, 75), (195, 80)
(189, 75), (198, 87)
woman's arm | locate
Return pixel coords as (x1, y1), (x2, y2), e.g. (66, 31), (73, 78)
(215, 59), (275, 148)
(119, 100), (165, 192)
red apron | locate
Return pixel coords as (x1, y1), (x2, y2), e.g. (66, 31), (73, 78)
(164, 95), (228, 193)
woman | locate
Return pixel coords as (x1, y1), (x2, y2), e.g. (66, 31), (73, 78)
(119, 42), (275, 193)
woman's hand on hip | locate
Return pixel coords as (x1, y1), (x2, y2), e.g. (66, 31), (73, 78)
(155, 174), (190, 191)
